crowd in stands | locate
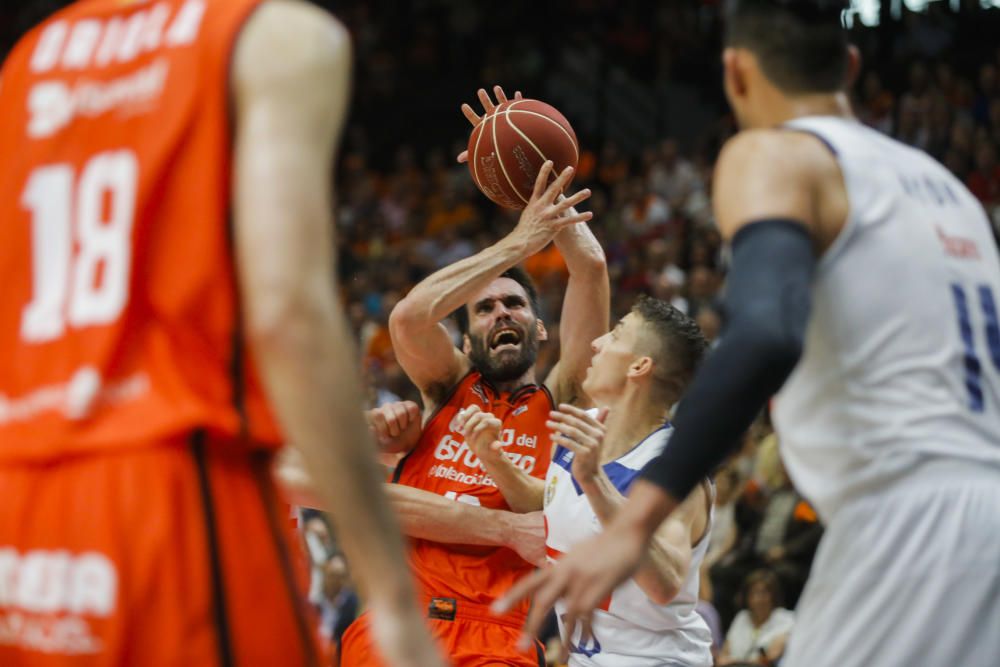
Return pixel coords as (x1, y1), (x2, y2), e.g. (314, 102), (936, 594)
(4, 2), (1000, 666)
(314, 4), (1000, 665)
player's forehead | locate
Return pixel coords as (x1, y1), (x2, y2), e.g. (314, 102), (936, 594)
(614, 312), (644, 337)
(468, 277), (531, 309)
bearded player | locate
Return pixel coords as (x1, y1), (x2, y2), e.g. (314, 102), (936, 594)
(339, 87), (609, 666)
(499, 3), (1000, 667)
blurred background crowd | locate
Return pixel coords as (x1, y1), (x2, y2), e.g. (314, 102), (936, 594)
(4, 1), (1000, 665)
(316, 3), (1000, 664)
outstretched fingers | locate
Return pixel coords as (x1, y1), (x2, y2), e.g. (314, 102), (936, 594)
(555, 187), (592, 213)
(461, 102), (481, 127)
(518, 571), (567, 651)
(531, 161), (555, 201)
(477, 87), (497, 115)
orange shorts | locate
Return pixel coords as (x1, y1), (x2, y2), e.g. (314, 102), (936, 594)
(339, 599), (544, 667)
(0, 432), (319, 666)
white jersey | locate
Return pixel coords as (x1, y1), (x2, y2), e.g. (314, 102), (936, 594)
(774, 116), (1000, 523)
(544, 424), (713, 667)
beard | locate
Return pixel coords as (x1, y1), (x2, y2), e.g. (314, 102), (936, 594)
(467, 324), (539, 384)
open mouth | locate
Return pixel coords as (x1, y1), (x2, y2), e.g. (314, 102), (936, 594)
(489, 328), (522, 352)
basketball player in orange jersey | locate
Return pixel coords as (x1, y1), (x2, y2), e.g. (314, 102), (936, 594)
(338, 88), (609, 667)
(0, 1), (442, 666)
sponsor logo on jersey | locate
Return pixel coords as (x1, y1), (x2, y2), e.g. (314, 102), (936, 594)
(427, 464), (496, 487)
(0, 548), (117, 655)
(433, 433), (537, 474)
(27, 58), (169, 138)
(0, 367), (149, 424)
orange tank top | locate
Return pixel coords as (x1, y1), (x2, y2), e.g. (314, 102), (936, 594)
(0, 0), (282, 461)
(392, 371), (554, 620)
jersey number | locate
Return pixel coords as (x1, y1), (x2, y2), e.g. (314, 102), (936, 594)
(443, 491), (481, 506)
(20, 150), (138, 343)
(950, 283), (1000, 412)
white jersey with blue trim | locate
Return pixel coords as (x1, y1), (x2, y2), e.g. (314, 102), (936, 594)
(774, 116), (1000, 523)
(543, 421), (713, 667)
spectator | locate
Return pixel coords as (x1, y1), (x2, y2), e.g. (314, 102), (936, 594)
(695, 305), (722, 345)
(686, 266), (721, 318)
(648, 138), (703, 212)
(857, 71), (895, 135)
(710, 448), (822, 626)
(967, 141), (1000, 209)
(313, 554), (360, 666)
(718, 570), (795, 666)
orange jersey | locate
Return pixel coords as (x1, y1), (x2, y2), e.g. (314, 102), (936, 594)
(392, 371), (554, 621)
(0, 0), (281, 462)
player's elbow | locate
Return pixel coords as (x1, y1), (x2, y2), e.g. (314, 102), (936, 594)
(643, 573), (683, 606)
(244, 281), (338, 351)
(388, 295), (438, 337)
(730, 315), (805, 381)
(572, 246), (609, 280)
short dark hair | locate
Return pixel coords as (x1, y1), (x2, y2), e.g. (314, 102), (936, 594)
(450, 266), (541, 336)
(742, 568), (785, 608)
(631, 295), (709, 400)
(724, 0), (850, 94)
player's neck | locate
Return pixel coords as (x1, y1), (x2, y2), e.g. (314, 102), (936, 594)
(599, 392), (671, 464)
(759, 90), (855, 128)
(486, 369), (538, 396)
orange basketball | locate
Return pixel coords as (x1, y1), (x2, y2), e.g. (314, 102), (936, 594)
(467, 99), (579, 210)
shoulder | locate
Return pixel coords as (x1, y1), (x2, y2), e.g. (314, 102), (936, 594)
(769, 608), (796, 626)
(234, 0), (349, 91)
(728, 610), (751, 632)
(717, 128), (836, 174)
(423, 369), (480, 417)
(713, 129), (840, 240)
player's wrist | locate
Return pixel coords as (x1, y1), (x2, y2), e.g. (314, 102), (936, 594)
(497, 510), (522, 548)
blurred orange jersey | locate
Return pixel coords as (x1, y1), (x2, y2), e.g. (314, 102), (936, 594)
(393, 370), (554, 620)
(0, 0), (281, 462)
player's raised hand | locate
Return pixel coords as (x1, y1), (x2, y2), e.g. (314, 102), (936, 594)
(456, 85), (524, 163)
(455, 404), (505, 466)
(510, 162), (592, 256)
(547, 405), (609, 484)
(366, 400), (423, 453)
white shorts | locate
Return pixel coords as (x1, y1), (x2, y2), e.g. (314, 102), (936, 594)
(784, 461), (1000, 667)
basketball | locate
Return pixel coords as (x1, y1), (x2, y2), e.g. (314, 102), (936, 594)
(467, 99), (579, 210)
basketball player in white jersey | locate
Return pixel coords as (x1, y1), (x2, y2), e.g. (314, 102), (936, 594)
(497, 2), (1000, 666)
(457, 297), (714, 666)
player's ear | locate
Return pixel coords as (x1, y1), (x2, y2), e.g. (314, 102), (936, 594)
(627, 356), (653, 380)
(722, 47), (748, 102)
(536, 318), (547, 342)
(845, 44), (862, 90)
(462, 334), (472, 355)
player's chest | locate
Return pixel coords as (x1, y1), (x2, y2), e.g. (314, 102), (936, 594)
(401, 391), (553, 506)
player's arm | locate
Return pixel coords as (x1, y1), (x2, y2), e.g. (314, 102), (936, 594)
(231, 6), (439, 666)
(544, 212), (609, 407)
(453, 405), (545, 512)
(272, 445), (546, 564)
(577, 468), (708, 605)
(387, 484), (546, 566)
(389, 164), (591, 408)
